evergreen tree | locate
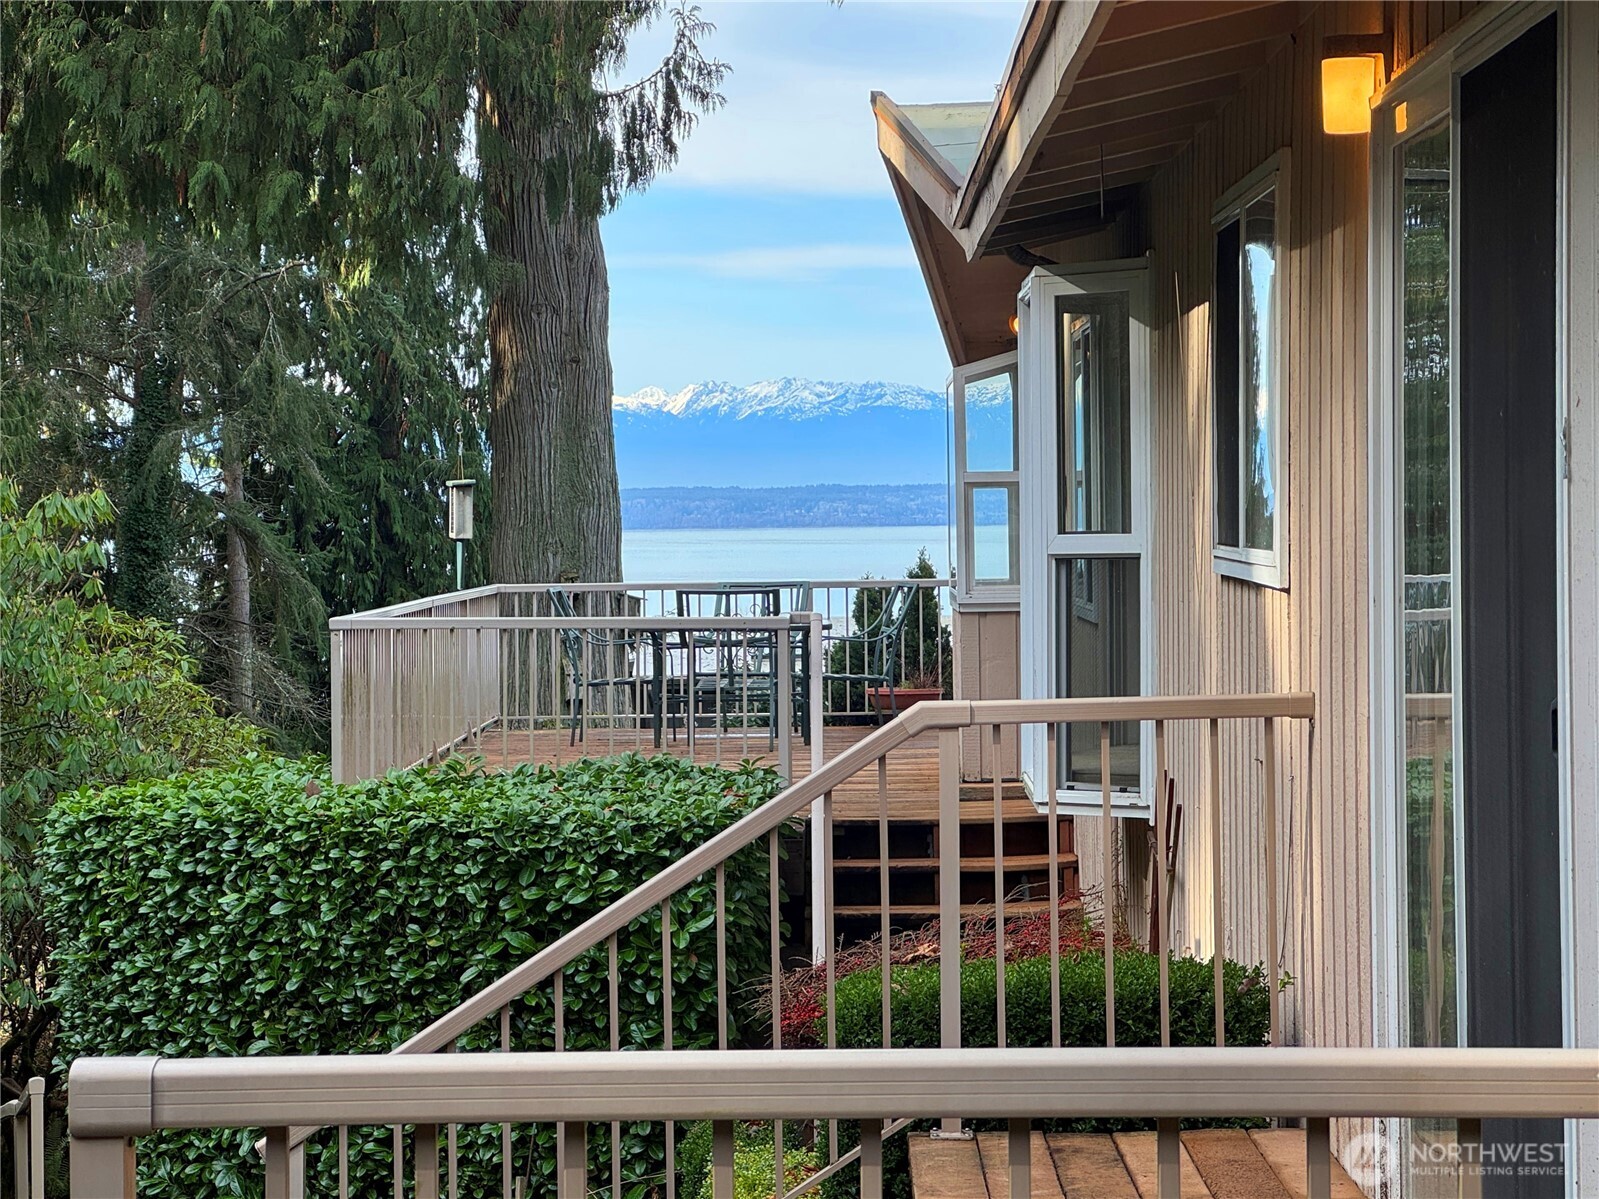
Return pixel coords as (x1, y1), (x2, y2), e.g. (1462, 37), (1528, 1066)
(4, 1), (727, 594)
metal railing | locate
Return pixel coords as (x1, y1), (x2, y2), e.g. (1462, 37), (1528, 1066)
(328, 579), (951, 782)
(68, 693), (1339, 1198)
(2, 1076), (45, 1199)
(68, 1048), (1599, 1198)
(331, 595), (828, 785)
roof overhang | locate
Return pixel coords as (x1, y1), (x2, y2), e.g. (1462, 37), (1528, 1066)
(875, 0), (1310, 365)
(874, 94), (1029, 366)
(878, 0), (1310, 262)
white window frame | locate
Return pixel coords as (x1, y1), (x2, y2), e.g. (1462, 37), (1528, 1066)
(1018, 261), (1155, 819)
(1366, 5), (1597, 1193)
(1211, 149), (1291, 590)
(950, 351), (1020, 610)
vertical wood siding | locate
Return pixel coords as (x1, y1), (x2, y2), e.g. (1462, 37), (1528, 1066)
(954, 608), (1021, 779)
(1059, 1), (1483, 1057)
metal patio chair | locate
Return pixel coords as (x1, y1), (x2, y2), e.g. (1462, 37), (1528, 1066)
(548, 588), (660, 746)
(820, 582), (918, 723)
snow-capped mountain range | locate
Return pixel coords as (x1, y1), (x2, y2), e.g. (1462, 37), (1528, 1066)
(612, 377), (1005, 489)
(612, 378), (945, 420)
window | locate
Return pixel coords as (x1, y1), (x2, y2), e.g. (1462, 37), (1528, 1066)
(1212, 153), (1288, 587)
(1015, 263), (1150, 816)
(950, 353), (1019, 607)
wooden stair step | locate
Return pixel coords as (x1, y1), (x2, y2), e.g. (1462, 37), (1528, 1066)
(833, 800), (1059, 824)
(833, 899), (1083, 919)
(833, 854), (1079, 871)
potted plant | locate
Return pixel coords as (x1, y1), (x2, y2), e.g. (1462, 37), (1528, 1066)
(868, 668), (945, 717)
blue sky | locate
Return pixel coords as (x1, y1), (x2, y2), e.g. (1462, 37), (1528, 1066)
(602, 1), (1025, 395)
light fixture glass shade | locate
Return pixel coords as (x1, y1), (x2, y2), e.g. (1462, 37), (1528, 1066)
(1322, 55), (1377, 134)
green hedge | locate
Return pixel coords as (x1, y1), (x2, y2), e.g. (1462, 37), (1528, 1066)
(44, 753), (783, 1199)
(820, 948), (1276, 1199)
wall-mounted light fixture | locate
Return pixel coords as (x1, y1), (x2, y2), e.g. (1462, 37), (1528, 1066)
(1008, 313), (1020, 336)
(1321, 34), (1386, 135)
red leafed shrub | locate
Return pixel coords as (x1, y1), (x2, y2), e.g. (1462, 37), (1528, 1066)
(772, 892), (1132, 1048)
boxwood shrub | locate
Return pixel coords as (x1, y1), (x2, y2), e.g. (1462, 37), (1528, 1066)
(819, 948), (1277, 1199)
(43, 752), (784, 1199)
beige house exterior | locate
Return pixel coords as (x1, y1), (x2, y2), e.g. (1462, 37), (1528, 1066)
(877, 3), (1598, 1193)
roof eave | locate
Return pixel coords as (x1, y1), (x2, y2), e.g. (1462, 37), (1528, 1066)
(950, 0), (1119, 261)
(871, 92), (965, 223)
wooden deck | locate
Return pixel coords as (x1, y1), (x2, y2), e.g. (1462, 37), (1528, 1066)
(910, 1129), (1366, 1199)
(458, 722), (1038, 822)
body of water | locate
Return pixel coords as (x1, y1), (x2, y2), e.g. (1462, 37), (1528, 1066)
(621, 525), (949, 583)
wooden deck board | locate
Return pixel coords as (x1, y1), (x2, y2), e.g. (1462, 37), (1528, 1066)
(1181, 1129), (1293, 1199)
(975, 1132), (1067, 1198)
(910, 1134), (991, 1198)
(1112, 1131), (1213, 1199)
(456, 722), (1029, 822)
(1247, 1129), (1366, 1199)
(911, 1129), (1365, 1199)
(1045, 1133), (1142, 1198)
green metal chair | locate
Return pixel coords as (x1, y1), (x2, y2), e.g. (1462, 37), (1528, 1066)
(821, 583), (918, 722)
(548, 588), (655, 746)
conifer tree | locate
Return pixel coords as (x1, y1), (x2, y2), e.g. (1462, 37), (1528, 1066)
(4, 1), (727, 593)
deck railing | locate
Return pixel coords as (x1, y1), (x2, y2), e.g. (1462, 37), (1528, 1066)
(68, 1048), (1598, 1198)
(1, 1076), (45, 1199)
(65, 693), (1375, 1198)
(328, 579), (950, 783)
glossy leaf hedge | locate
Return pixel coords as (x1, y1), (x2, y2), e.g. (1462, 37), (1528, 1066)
(43, 752), (783, 1199)
(820, 950), (1277, 1198)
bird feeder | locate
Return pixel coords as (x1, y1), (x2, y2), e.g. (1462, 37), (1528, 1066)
(446, 478), (476, 542)
(446, 478), (475, 590)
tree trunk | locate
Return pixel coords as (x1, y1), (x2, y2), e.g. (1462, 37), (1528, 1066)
(116, 273), (180, 618)
(480, 88), (623, 586)
(221, 419), (254, 718)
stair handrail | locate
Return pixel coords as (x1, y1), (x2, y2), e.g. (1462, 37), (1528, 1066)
(274, 691), (1313, 1154)
(396, 691), (1312, 1056)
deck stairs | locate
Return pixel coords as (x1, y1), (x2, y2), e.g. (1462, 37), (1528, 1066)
(909, 1128), (1366, 1199)
(830, 776), (1079, 943)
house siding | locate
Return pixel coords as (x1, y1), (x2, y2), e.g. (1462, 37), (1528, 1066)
(1056, 1), (1483, 1060)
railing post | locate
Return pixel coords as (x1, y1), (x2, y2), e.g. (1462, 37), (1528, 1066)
(69, 1137), (136, 1199)
(263, 1129), (303, 1199)
(329, 628), (345, 783)
(416, 1124), (440, 1199)
(711, 1121), (734, 1199)
(807, 612), (827, 963)
(808, 612), (825, 777)
(1155, 1118), (1181, 1199)
(1007, 1119), (1031, 1199)
(778, 619), (793, 780)
(859, 1121), (883, 1199)
(1458, 1118), (1484, 1199)
(558, 1121), (587, 1199)
(936, 725), (967, 1139)
(1304, 1117), (1331, 1199)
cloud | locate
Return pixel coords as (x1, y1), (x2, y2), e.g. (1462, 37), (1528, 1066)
(611, 242), (917, 281)
(615, 2), (1019, 197)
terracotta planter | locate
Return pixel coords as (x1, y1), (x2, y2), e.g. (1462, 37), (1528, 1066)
(867, 685), (944, 717)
